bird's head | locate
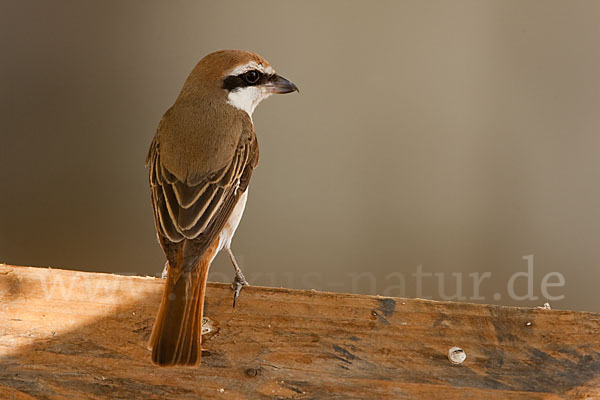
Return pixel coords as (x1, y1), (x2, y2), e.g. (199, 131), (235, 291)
(179, 50), (298, 117)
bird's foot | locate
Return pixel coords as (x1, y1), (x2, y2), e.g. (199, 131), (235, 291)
(231, 273), (249, 308)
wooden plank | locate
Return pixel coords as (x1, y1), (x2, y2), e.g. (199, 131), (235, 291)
(0, 264), (599, 399)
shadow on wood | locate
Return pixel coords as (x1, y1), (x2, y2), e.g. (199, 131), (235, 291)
(1, 264), (600, 399)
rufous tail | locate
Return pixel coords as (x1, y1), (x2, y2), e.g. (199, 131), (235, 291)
(149, 255), (211, 366)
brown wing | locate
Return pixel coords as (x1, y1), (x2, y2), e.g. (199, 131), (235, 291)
(146, 130), (258, 271)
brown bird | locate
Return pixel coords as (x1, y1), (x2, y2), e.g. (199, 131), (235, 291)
(146, 50), (298, 366)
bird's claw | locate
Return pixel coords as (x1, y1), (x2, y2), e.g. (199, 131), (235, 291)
(231, 275), (249, 308)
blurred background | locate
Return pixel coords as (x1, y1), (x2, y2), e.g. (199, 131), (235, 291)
(1, 0), (599, 311)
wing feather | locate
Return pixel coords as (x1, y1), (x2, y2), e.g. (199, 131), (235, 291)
(147, 126), (258, 266)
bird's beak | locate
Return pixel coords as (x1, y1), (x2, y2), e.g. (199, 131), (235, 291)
(266, 74), (299, 94)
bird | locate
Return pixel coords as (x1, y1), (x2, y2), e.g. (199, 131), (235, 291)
(146, 50), (298, 366)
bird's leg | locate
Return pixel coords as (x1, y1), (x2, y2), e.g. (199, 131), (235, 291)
(161, 261), (169, 279)
(226, 247), (248, 307)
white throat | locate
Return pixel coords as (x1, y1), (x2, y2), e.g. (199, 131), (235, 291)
(227, 86), (272, 118)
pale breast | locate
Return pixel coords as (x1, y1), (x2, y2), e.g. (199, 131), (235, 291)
(213, 188), (248, 260)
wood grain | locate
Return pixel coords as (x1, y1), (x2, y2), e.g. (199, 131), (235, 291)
(1, 264), (599, 399)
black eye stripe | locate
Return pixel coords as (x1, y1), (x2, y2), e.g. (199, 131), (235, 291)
(223, 71), (273, 91)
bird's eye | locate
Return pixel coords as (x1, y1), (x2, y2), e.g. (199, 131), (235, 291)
(244, 70), (261, 84)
